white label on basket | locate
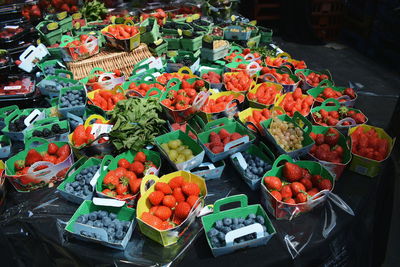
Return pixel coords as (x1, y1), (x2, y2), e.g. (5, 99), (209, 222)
(4, 25), (19, 30)
(4, 86), (22, 90)
(90, 123), (113, 138)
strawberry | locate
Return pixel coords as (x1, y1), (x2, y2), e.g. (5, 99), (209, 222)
(290, 182), (306, 195)
(148, 191), (164, 205)
(311, 174), (323, 187)
(295, 192), (307, 203)
(230, 132), (242, 141)
(182, 182), (200, 196)
(169, 176), (184, 189)
(280, 185), (292, 199)
(129, 161), (145, 175)
(211, 146), (224, 154)
(56, 144), (70, 159)
(307, 188), (319, 197)
(25, 149), (43, 166)
(270, 190), (282, 201)
(149, 205), (159, 215)
(209, 132), (221, 143)
(103, 170), (120, 188)
(43, 154), (57, 164)
(163, 195), (176, 208)
(72, 125), (87, 147)
(118, 158), (131, 169)
(161, 221), (174, 230)
(102, 189), (117, 197)
(14, 160), (25, 171)
(324, 128), (339, 146)
(154, 206), (172, 220)
(315, 134), (324, 145)
(318, 179), (332, 191)
(218, 129), (230, 139)
(264, 176), (282, 190)
(173, 187), (186, 202)
(283, 162), (302, 182)
(155, 182), (172, 195)
(129, 178), (142, 194)
(344, 88), (356, 99)
(352, 113), (366, 124)
(175, 202), (191, 219)
(47, 143), (58, 155)
(173, 216), (183, 226)
(284, 198), (296, 204)
(299, 178), (312, 191)
(186, 195), (199, 207)
(116, 183), (128, 195)
(134, 151), (147, 163)
(142, 212), (163, 229)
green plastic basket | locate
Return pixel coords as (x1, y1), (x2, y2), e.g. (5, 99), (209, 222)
(36, 21), (63, 46)
(180, 34), (203, 51)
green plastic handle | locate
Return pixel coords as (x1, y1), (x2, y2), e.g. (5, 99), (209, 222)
(318, 79), (333, 88)
(25, 137), (49, 148)
(213, 194), (248, 214)
(34, 117), (60, 126)
(132, 64), (149, 75)
(100, 155), (113, 171)
(60, 35), (75, 45)
(141, 73), (156, 83)
(89, 67), (107, 75)
(260, 142), (275, 163)
(166, 77), (181, 89)
(145, 87), (162, 98)
(229, 46), (243, 54)
(292, 111), (312, 136)
(278, 65), (294, 75)
(271, 154), (294, 169)
(64, 157), (87, 179)
(231, 55), (246, 63)
(321, 98), (340, 108)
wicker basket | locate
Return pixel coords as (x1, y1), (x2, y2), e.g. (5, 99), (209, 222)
(67, 44), (153, 80)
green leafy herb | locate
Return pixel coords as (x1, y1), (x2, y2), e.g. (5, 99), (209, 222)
(80, 0), (108, 22)
(107, 98), (166, 152)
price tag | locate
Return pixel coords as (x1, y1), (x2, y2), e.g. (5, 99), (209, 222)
(4, 86), (22, 90)
(90, 123), (113, 138)
(4, 25), (19, 30)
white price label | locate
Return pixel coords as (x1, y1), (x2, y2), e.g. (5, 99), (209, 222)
(4, 86), (22, 90)
(90, 123), (113, 138)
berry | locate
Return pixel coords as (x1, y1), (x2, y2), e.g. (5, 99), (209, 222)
(168, 176), (184, 189)
(154, 206), (172, 221)
(182, 182), (200, 196)
(148, 191), (164, 205)
(155, 182), (172, 195)
(162, 195), (176, 208)
(175, 202), (191, 219)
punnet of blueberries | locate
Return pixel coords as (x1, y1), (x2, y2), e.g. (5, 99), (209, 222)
(41, 81), (75, 93)
(64, 164), (100, 198)
(60, 89), (86, 109)
(75, 210), (131, 244)
(207, 214), (268, 248)
(241, 152), (272, 180)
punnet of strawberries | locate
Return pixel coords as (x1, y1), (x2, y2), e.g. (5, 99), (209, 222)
(101, 152), (157, 200)
(315, 87), (356, 103)
(264, 162), (332, 204)
(247, 83), (279, 106)
(244, 108), (283, 132)
(201, 71), (222, 84)
(141, 176), (202, 230)
(278, 88), (314, 117)
(260, 67), (296, 85)
(14, 143), (71, 176)
(201, 94), (244, 114)
(303, 72), (330, 87)
(312, 106), (366, 126)
(350, 127), (389, 161)
(224, 72), (253, 92)
(309, 128), (346, 163)
(204, 129), (247, 154)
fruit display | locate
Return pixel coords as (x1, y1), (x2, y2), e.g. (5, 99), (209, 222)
(202, 94), (244, 114)
(309, 128), (346, 163)
(64, 164), (100, 198)
(141, 9), (168, 26)
(243, 108), (283, 132)
(239, 152), (272, 181)
(300, 71), (330, 87)
(264, 161), (332, 205)
(265, 56), (306, 69)
(126, 81), (166, 97)
(160, 139), (194, 164)
(74, 210), (131, 243)
(207, 213), (268, 247)
(268, 117), (304, 151)
(204, 129), (247, 154)
(103, 24), (139, 40)
(224, 72), (253, 92)
(313, 87), (356, 103)
(0, 25), (26, 41)
(247, 82), (280, 106)
(59, 89), (86, 109)
(89, 89), (125, 111)
(141, 176), (202, 230)
(260, 67), (297, 85)
(8, 115), (29, 132)
(201, 71), (222, 84)
(349, 126), (389, 161)
(312, 106), (366, 126)
(276, 88), (314, 116)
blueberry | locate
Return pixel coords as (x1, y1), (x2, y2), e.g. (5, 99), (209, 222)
(256, 215), (265, 224)
(221, 227), (231, 234)
(238, 223), (245, 228)
(115, 222), (123, 232)
(83, 187), (91, 196)
(71, 181), (79, 188)
(238, 218), (245, 224)
(231, 224), (239, 230)
(78, 179), (85, 186)
(87, 220), (94, 226)
(115, 229), (124, 240)
(100, 211), (109, 219)
(122, 221), (130, 231)
(107, 227), (115, 236)
(76, 216), (84, 223)
(81, 168), (88, 175)
(223, 218), (232, 226)
(108, 221), (116, 229)
(94, 220), (103, 228)
(75, 186), (81, 191)
(244, 219), (253, 226)
(88, 213), (97, 221)
(210, 237), (220, 247)
(232, 218), (239, 226)
(214, 220), (224, 230)
(217, 232), (225, 242)
(65, 185), (74, 193)
(109, 213), (117, 220)
(258, 167), (264, 175)
(247, 214), (256, 220)
(208, 228), (219, 237)
(101, 216), (111, 227)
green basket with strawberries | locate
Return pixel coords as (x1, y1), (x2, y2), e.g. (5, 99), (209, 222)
(260, 154), (335, 219)
(306, 80), (357, 107)
(198, 121), (256, 162)
(294, 69), (333, 91)
(202, 194), (276, 257)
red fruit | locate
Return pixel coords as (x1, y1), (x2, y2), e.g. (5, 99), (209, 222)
(169, 176), (184, 189)
(116, 183), (128, 195)
(118, 158), (130, 169)
(186, 195), (199, 207)
(173, 187), (186, 202)
(148, 191), (164, 205)
(182, 182), (200, 196)
(318, 179), (332, 191)
(142, 212), (163, 229)
(56, 144), (70, 159)
(290, 182), (306, 196)
(280, 185), (293, 199)
(129, 178), (141, 194)
(283, 162), (303, 182)
(295, 192), (308, 203)
(307, 188), (319, 197)
(302, 168), (312, 180)
(14, 160), (25, 171)
(154, 206), (172, 221)
(102, 189), (117, 197)
(211, 146), (224, 154)
(311, 175), (323, 187)
(270, 190), (282, 201)
(175, 202), (191, 219)
(218, 129), (230, 139)
(134, 151), (146, 163)
(315, 134), (325, 145)
(284, 198), (296, 204)
(163, 195), (176, 208)
(25, 149), (43, 166)
(129, 161), (145, 175)
(299, 178), (313, 191)
(47, 143), (58, 155)
(263, 176), (282, 190)
(155, 182), (172, 195)
(230, 132), (242, 141)
(325, 128), (339, 146)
